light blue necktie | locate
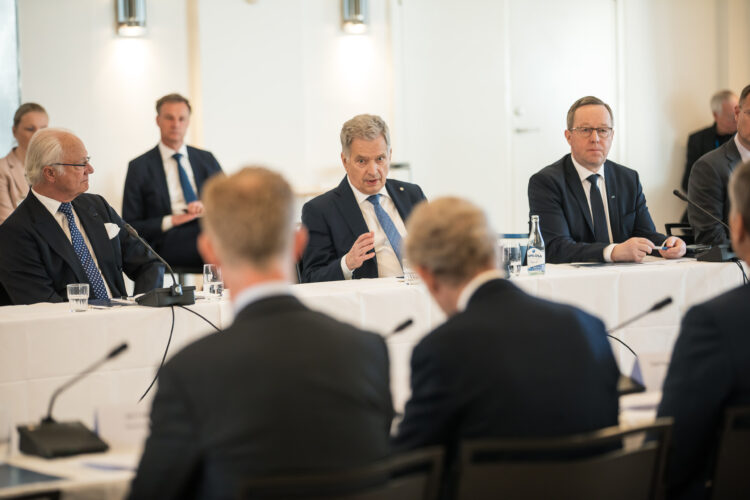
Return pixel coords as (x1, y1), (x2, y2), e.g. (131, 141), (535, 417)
(367, 194), (403, 263)
(173, 153), (198, 204)
(58, 202), (109, 300)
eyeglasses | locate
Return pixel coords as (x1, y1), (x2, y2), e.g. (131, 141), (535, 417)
(569, 127), (613, 138)
(49, 156), (91, 168)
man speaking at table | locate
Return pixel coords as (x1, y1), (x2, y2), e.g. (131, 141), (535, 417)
(658, 160), (750, 500)
(300, 114), (426, 282)
(129, 167), (393, 500)
(393, 196), (620, 491)
(528, 96), (686, 263)
(0, 128), (163, 305)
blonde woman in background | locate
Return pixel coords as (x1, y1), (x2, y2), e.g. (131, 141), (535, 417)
(0, 103), (48, 223)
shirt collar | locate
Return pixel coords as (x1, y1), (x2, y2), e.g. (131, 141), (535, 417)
(346, 176), (390, 206)
(158, 142), (189, 161)
(571, 155), (605, 182)
(734, 134), (750, 164)
(232, 280), (292, 315)
(30, 188), (65, 218)
(456, 269), (506, 313)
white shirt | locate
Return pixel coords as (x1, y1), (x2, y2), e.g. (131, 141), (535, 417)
(339, 178), (407, 279)
(232, 281), (292, 315)
(31, 189), (112, 298)
(158, 142), (198, 232)
(734, 134), (750, 164)
(456, 269), (506, 313)
(570, 157), (617, 262)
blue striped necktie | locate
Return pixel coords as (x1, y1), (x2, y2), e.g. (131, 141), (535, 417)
(173, 153), (198, 204)
(58, 202), (109, 300)
(367, 194), (403, 263)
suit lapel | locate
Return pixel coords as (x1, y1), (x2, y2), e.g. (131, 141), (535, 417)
(73, 197), (118, 293)
(563, 157), (595, 235)
(27, 193), (88, 283)
(385, 180), (410, 221)
(186, 146), (206, 194)
(725, 138), (741, 172)
(148, 146), (172, 214)
(332, 177), (370, 237)
(602, 162), (621, 242)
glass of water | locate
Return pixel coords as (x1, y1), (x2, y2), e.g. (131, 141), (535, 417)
(402, 258), (420, 285)
(503, 242), (522, 278)
(203, 264), (224, 299)
(66, 283), (89, 312)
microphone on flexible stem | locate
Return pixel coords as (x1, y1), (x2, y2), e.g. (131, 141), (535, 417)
(672, 190), (735, 262)
(385, 318), (414, 338)
(122, 223), (195, 307)
(17, 343), (129, 458)
(607, 297), (673, 396)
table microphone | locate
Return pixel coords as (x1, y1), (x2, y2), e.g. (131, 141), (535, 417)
(607, 297), (673, 396)
(17, 343), (129, 458)
(672, 190), (735, 262)
(122, 222), (195, 307)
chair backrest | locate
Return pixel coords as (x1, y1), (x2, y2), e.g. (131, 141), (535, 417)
(241, 446), (444, 500)
(711, 405), (750, 500)
(665, 223), (694, 245)
(456, 418), (673, 500)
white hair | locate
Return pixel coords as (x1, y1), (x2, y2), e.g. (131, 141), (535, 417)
(25, 128), (71, 185)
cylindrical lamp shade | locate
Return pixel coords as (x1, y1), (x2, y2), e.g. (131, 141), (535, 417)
(116, 0), (147, 37)
(342, 0), (367, 34)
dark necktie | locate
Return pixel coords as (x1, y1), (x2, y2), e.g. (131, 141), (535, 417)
(173, 153), (198, 204)
(587, 174), (610, 243)
(367, 194), (403, 264)
(58, 202), (109, 300)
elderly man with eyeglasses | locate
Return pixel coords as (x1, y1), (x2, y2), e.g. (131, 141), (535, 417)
(0, 128), (163, 305)
(528, 96), (686, 263)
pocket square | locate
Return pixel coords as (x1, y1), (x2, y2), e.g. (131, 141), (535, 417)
(104, 222), (121, 239)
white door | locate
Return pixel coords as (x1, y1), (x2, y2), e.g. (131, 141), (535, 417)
(507, 0), (619, 232)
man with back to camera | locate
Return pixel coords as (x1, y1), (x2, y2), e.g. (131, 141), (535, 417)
(122, 93), (223, 269)
(300, 114), (427, 282)
(392, 196), (620, 495)
(528, 95), (686, 263)
(658, 160), (750, 500)
(688, 84), (750, 246)
(0, 128), (163, 304)
(129, 167), (394, 500)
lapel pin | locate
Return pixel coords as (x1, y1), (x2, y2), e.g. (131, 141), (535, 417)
(610, 195), (615, 199)
(400, 187), (404, 191)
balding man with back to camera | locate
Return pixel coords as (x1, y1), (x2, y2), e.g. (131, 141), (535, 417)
(300, 114), (426, 282)
(393, 196), (620, 496)
(129, 167), (393, 500)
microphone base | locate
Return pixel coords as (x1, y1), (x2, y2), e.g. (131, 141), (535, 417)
(17, 420), (108, 458)
(696, 244), (736, 262)
(136, 286), (195, 307)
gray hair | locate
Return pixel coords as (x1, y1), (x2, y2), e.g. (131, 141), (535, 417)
(710, 90), (737, 115)
(340, 114), (391, 158)
(25, 128), (67, 185)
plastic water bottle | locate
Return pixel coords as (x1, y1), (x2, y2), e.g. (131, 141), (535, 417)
(527, 215), (546, 275)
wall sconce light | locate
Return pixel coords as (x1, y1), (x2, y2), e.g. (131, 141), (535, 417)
(342, 0), (367, 34)
(116, 0), (147, 37)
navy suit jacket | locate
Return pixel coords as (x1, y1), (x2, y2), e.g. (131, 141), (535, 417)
(393, 278), (620, 492)
(528, 154), (666, 263)
(0, 192), (163, 305)
(122, 145), (222, 246)
(657, 283), (750, 500)
(300, 177), (426, 283)
(129, 294), (394, 500)
(687, 138), (741, 246)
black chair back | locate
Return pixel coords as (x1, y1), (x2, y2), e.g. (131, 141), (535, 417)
(241, 447), (444, 500)
(665, 223), (695, 245)
(456, 419), (672, 500)
(711, 405), (750, 499)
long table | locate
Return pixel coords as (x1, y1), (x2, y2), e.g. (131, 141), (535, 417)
(0, 258), (744, 447)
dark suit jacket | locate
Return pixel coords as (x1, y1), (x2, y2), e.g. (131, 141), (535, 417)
(393, 279), (620, 493)
(300, 177), (426, 283)
(129, 294), (394, 500)
(657, 283), (750, 500)
(682, 123), (733, 193)
(528, 154), (666, 263)
(0, 192), (163, 305)
(122, 145), (222, 249)
(687, 138), (741, 246)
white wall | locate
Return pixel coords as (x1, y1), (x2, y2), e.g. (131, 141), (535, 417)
(17, 0), (190, 211)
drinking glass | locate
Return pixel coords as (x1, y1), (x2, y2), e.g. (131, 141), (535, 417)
(402, 258), (420, 285)
(503, 242), (522, 278)
(203, 264), (224, 299)
(67, 283), (89, 312)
